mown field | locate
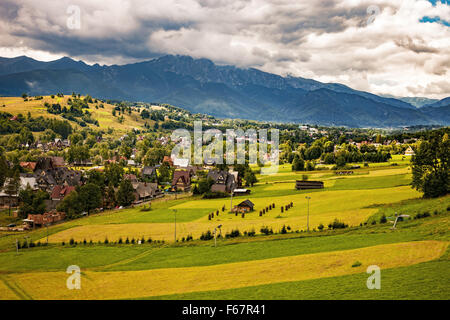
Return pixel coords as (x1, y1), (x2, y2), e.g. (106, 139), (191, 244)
(40, 161), (420, 243)
(0, 156), (449, 300)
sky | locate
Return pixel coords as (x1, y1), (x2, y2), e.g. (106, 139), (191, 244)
(0, 0), (449, 99)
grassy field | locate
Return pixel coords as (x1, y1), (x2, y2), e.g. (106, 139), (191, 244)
(0, 157), (449, 300)
(0, 95), (149, 135)
(1, 241), (446, 299)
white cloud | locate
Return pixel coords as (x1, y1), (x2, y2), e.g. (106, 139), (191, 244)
(0, 0), (448, 98)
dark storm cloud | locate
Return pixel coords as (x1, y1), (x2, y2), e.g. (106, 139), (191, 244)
(0, 0), (448, 98)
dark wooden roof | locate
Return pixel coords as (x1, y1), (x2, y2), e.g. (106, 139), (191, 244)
(237, 199), (254, 208)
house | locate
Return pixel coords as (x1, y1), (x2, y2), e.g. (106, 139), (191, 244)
(171, 170), (191, 192)
(23, 212), (66, 229)
(127, 159), (137, 167)
(72, 159), (93, 166)
(20, 162), (37, 171)
(295, 180), (324, 190)
(232, 199), (254, 213)
(186, 165), (203, 179)
(50, 185), (76, 201)
(123, 174), (138, 182)
(34, 167), (83, 192)
(163, 156), (174, 166)
(232, 188), (251, 196)
(0, 176), (39, 207)
(207, 170), (236, 193)
(404, 146), (415, 156)
(141, 166), (158, 181)
(173, 157), (190, 168)
(50, 156), (65, 167)
(132, 182), (161, 204)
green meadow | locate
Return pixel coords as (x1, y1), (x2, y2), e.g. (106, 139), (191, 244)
(0, 158), (449, 300)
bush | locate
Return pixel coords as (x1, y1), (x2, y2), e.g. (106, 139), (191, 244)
(225, 229), (241, 238)
(118, 237), (123, 244)
(247, 229), (256, 237)
(69, 238), (75, 245)
(202, 191), (228, 199)
(83, 239), (87, 245)
(260, 226), (273, 235)
(280, 225), (287, 234)
(328, 219), (348, 229)
(379, 214), (387, 224)
(62, 241), (65, 246)
(104, 238), (109, 244)
(147, 237), (152, 243)
(352, 261), (362, 268)
(317, 223), (324, 231)
(415, 211), (431, 219)
(125, 237), (130, 244)
(200, 230), (214, 241)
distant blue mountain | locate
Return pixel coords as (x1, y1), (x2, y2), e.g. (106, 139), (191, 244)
(0, 55), (447, 127)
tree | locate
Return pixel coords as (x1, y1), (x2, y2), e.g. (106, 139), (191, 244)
(19, 127), (34, 145)
(86, 170), (106, 192)
(291, 154), (305, 171)
(336, 155), (346, 168)
(144, 147), (166, 166)
(304, 145), (322, 160)
(3, 169), (20, 215)
(69, 133), (84, 145)
(66, 145), (90, 163)
(412, 131), (449, 198)
(77, 183), (102, 215)
(196, 177), (214, 194)
(305, 161), (315, 171)
(18, 186), (49, 218)
(157, 162), (173, 184)
(105, 183), (116, 208)
(117, 179), (135, 207)
(244, 169), (258, 187)
(57, 191), (81, 219)
(104, 163), (123, 187)
(0, 148), (7, 188)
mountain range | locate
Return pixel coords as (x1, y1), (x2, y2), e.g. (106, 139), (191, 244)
(0, 55), (448, 128)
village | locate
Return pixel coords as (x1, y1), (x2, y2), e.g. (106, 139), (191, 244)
(0, 123), (417, 233)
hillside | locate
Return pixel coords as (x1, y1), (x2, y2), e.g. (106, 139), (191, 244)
(0, 95), (152, 135)
(0, 55), (447, 127)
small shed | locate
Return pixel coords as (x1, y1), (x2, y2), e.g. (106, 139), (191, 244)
(295, 180), (324, 190)
(233, 199), (255, 213)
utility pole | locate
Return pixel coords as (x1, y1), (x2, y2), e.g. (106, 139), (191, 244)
(230, 190), (233, 212)
(305, 196), (311, 232)
(173, 209), (177, 243)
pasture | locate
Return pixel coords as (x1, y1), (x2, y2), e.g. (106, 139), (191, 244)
(0, 157), (449, 300)
(42, 164), (420, 243)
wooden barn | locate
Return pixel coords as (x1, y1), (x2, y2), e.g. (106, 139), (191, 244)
(295, 180), (324, 190)
(232, 199), (255, 213)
